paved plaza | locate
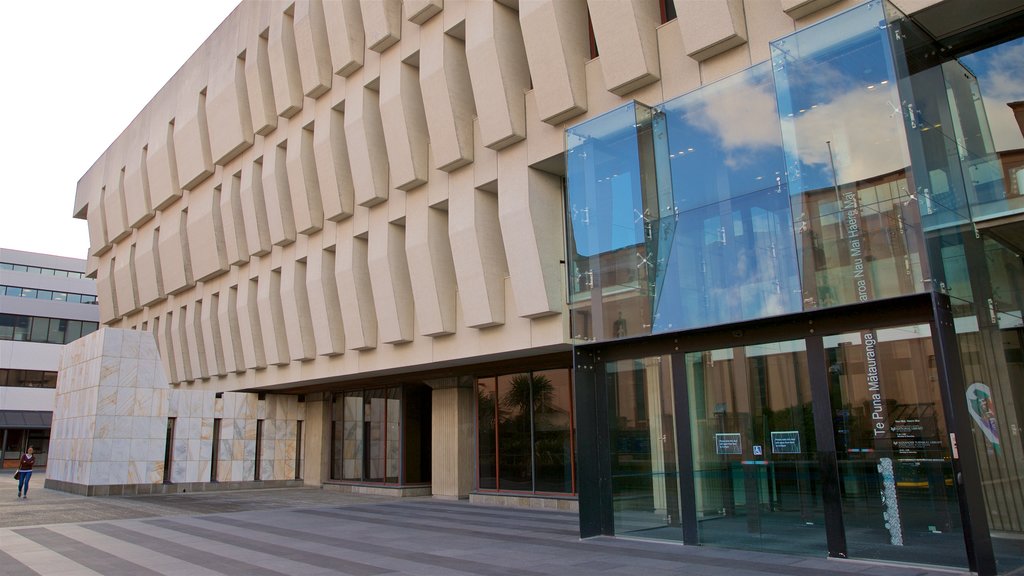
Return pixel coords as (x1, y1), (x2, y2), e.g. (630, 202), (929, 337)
(0, 471), (968, 576)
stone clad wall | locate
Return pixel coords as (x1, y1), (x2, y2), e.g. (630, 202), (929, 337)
(47, 328), (304, 496)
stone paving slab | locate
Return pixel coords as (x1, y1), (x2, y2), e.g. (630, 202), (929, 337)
(0, 470), (971, 576)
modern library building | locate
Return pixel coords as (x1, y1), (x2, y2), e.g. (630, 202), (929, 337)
(63, 0), (1023, 574)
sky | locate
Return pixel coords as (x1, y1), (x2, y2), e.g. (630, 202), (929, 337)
(0, 0), (240, 260)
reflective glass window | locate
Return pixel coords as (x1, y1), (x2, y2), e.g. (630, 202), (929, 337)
(477, 377), (498, 490)
(65, 320), (83, 342)
(29, 317), (49, 342)
(498, 373), (534, 491)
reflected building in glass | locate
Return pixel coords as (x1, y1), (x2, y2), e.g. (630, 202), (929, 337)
(567, 1), (1024, 574)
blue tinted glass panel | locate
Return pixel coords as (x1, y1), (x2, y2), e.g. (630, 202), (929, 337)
(771, 0), (926, 307)
(653, 62), (799, 331)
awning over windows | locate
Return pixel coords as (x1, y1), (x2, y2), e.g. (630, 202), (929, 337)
(0, 410), (52, 430)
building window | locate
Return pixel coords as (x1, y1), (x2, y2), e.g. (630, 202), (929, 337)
(0, 262), (86, 278)
(329, 384), (431, 485)
(210, 418), (221, 482)
(0, 369), (58, 388)
(163, 418), (175, 484)
(477, 368), (576, 494)
(0, 285), (97, 304)
(255, 419), (264, 481)
(295, 420), (303, 480)
(0, 314), (98, 344)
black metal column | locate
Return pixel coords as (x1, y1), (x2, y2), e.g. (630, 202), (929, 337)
(575, 346), (614, 537)
(931, 292), (997, 576)
(806, 335), (848, 559)
(670, 352), (700, 545)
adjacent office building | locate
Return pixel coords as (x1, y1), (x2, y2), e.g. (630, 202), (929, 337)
(62, 0), (1023, 573)
(0, 248), (99, 468)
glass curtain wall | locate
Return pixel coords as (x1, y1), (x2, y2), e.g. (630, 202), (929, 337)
(476, 369), (576, 495)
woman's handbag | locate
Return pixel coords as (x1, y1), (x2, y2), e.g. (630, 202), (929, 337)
(13, 470), (20, 480)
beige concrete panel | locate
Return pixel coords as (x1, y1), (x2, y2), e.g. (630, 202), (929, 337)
(113, 243), (138, 318)
(496, 142), (562, 318)
(380, 51), (429, 191)
(286, 123), (326, 234)
(240, 158), (273, 256)
(699, 43), (751, 84)
(103, 169), (130, 243)
(406, 0), (442, 24)
(676, 0), (748, 62)
(147, 121), (182, 210)
(313, 99), (355, 221)
(96, 257), (117, 324)
(124, 147), (154, 228)
(465, 0), (530, 150)
(269, 8), (305, 118)
(218, 285), (243, 374)
(173, 91), (215, 191)
(201, 289), (228, 377)
(405, 188), (456, 336)
(185, 299), (209, 380)
(443, 0), (466, 38)
(257, 268), (291, 366)
(78, 168), (107, 254)
(419, 16), (475, 172)
(334, 220), (377, 350)
(208, 56), (255, 166)
(587, 0), (660, 95)
(306, 247), (346, 355)
(160, 312), (179, 383)
(280, 257), (316, 361)
(246, 32), (279, 136)
(889, 0), (943, 14)
(794, 0), (860, 26)
(399, 12), (420, 65)
(780, 0), (842, 19)
(388, 187), (407, 224)
(524, 92), (565, 168)
(352, 206), (371, 240)
(159, 208), (195, 295)
(656, 17), (702, 100)
(134, 225), (165, 307)
(322, 0), (365, 77)
(263, 142), (298, 246)
(221, 171), (251, 265)
(367, 207), (415, 343)
(744, 0), (794, 65)
(519, 0), (588, 125)
(472, 120), (497, 191)
(174, 304), (193, 382)
(344, 82), (391, 207)
(447, 168), (506, 327)
(361, 0), (402, 52)
(186, 184), (229, 282)
(238, 275), (268, 369)
(294, 0), (333, 98)
(427, 161), (449, 207)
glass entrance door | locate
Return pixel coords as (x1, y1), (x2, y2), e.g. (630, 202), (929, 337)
(825, 324), (967, 568)
(685, 339), (827, 555)
(607, 355), (682, 541)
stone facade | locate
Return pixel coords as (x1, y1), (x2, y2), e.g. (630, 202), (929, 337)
(47, 328), (303, 495)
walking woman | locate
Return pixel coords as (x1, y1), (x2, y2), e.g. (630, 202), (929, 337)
(15, 446), (35, 499)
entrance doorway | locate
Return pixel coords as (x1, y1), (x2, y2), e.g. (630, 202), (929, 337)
(590, 309), (972, 569)
(686, 339), (826, 555)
